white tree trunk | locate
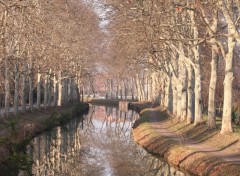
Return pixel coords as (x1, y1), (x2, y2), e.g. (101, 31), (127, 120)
(131, 77), (135, 100)
(221, 37), (235, 134)
(116, 77), (119, 99)
(160, 77), (165, 106)
(164, 78), (168, 107)
(105, 79), (109, 99)
(136, 75), (142, 101)
(21, 66), (27, 113)
(72, 80), (76, 102)
(53, 74), (58, 106)
(189, 10), (202, 125)
(141, 74), (146, 101)
(2, 10), (9, 116)
(13, 64), (20, 116)
(29, 61), (34, 111)
(47, 69), (52, 107)
(74, 79), (79, 102)
(208, 45), (218, 129)
(187, 66), (194, 124)
(36, 67), (41, 109)
(44, 74), (48, 109)
(57, 71), (62, 106)
(110, 79), (113, 99)
(194, 62), (203, 125)
(62, 79), (67, 105)
(124, 79), (128, 100)
(4, 59), (10, 116)
(172, 81), (178, 116)
(68, 78), (72, 103)
(181, 64), (187, 121)
(134, 77), (139, 101)
(220, 0), (235, 134)
(149, 73), (153, 102)
(76, 83), (80, 103)
(176, 69), (183, 120)
(164, 77), (171, 111)
(151, 72), (159, 104)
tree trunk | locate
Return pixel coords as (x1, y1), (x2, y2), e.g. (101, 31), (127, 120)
(168, 76), (173, 113)
(141, 75), (146, 101)
(220, 0), (235, 134)
(29, 61), (34, 111)
(221, 37), (235, 134)
(189, 9), (202, 125)
(134, 77), (139, 101)
(62, 79), (67, 105)
(131, 77), (135, 100)
(81, 88), (84, 102)
(2, 9), (9, 116)
(36, 67), (41, 109)
(176, 71), (182, 120)
(160, 79), (165, 106)
(53, 74), (58, 106)
(13, 64), (20, 116)
(116, 77), (119, 99)
(44, 74), (48, 109)
(151, 73), (155, 102)
(164, 77), (171, 111)
(21, 65), (27, 113)
(105, 79), (109, 99)
(181, 64), (187, 121)
(57, 71), (62, 106)
(110, 79), (113, 99)
(68, 78), (72, 103)
(187, 66), (194, 124)
(194, 62), (202, 125)
(75, 80), (80, 102)
(120, 80), (123, 100)
(208, 45), (218, 129)
(47, 69), (52, 107)
(4, 59), (10, 116)
(124, 80), (128, 100)
(172, 81), (178, 116)
(164, 78), (168, 107)
(146, 76), (149, 101)
(149, 73), (154, 102)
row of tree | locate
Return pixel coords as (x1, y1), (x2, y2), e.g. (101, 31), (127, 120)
(100, 0), (240, 134)
(0, 0), (103, 116)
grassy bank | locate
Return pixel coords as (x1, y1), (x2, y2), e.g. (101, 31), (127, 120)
(0, 102), (89, 175)
(131, 102), (240, 176)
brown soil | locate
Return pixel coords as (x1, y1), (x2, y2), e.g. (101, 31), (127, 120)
(131, 102), (240, 176)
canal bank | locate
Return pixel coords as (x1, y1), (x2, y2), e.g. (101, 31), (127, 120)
(0, 102), (89, 175)
(130, 102), (240, 176)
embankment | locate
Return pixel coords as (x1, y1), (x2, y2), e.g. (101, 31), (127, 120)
(88, 98), (120, 106)
(0, 102), (89, 173)
(88, 98), (137, 107)
(130, 102), (240, 176)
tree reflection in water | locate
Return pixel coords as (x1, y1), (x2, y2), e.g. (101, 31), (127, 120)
(21, 106), (186, 176)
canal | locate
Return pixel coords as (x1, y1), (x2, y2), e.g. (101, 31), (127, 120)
(19, 105), (186, 176)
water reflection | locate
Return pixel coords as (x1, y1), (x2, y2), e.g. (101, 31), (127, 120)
(21, 106), (186, 176)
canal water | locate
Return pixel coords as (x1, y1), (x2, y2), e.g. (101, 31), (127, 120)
(20, 105), (186, 176)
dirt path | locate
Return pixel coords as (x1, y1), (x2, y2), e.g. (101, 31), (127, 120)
(149, 118), (240, 164)
(131, 103), (240, 176)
